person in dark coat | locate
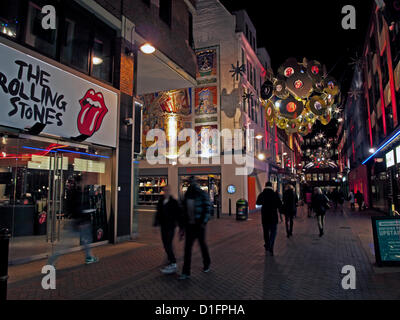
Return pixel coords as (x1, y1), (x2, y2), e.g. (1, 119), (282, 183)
(154, 186), (182, 275)
(256, 182), (282, 256)
(355, 190), (364, 211)
(312, 187), (330, 237)
(179, 177), (211, 280)
(282, 184), (298, 238)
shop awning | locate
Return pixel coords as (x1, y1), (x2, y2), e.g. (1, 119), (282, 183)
(137, 50), (197, 95)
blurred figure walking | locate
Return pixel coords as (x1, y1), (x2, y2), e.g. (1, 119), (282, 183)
(348, 190), (355, 211)
(305, 188), (313, 218)
(179, 177), (211, 280)
(154, 186), (182, 275)
(312, 187), (330, 237)
(282, 184), (298, 238)
(256, 182), (282, 256)
(355, 190), (364, 211)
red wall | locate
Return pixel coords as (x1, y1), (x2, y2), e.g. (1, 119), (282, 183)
(248, 177), (256, 210)
(349, 165), (369, 206)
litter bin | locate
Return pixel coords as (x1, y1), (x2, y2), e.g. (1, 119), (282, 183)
(0, 227), (11, 300)
(236, 199), (248, 221)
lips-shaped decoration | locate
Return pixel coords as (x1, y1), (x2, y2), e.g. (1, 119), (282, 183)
(78, 89), (109, 137)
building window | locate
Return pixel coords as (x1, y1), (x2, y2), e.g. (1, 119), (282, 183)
(142, 0), (151, 6)
(159, 0), (172, 27)
(25, 0), (58, 58)
(0, 0), (21, 39)
(188, 11), (194, 49)
(61, 10), (92, 74)
(91, 28), (114, 83)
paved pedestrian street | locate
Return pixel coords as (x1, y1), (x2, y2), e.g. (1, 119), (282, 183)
(7, 206), (400, 300)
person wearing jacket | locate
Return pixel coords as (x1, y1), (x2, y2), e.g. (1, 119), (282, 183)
(312, 187), (330, 237)
(179, 177), (211, 280)
(154, 186), (183, 275)
(256, 182), (282, 256)
(282, 184), (298, 238)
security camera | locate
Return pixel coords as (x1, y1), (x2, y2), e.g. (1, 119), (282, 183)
(124, 118), (134, 126)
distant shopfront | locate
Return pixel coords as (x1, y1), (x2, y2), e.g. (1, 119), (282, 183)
(0, 39), (119, 263)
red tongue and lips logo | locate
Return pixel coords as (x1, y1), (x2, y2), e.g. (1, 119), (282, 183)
(78, 89), (109, 137)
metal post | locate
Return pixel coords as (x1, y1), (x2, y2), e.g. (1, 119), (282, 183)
(0, 228), (11, 300)
(217, 198), (220, 219)
(229, 198), (232, 216)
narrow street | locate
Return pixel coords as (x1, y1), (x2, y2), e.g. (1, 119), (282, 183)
(7, 206), (400, 300)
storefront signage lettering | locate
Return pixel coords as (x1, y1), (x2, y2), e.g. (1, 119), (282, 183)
(0, 42), (118, 148)
(0, 60), (66, 126)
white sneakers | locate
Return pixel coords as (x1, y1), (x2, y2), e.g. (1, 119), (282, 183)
(160, 263), (178, 274)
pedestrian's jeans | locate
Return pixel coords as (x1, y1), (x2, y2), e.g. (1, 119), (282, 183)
(285, 215), (294, 235)
(262, 223), (277, 251)
(182, 224), (211, 276)
(161, 225), (176, 264)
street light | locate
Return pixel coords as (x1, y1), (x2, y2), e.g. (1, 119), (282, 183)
(369, 148), (376, 154)
(257, 153), (266, 161)
(255, 134), (263, 140)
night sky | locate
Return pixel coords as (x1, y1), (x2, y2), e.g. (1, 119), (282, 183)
(220, 0), (374, 95)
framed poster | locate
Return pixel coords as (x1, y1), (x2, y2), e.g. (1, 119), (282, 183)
(196, 48), (218, 85)
(195, 87), (218, 115)
(195, 125), (219, 156)
(371, 216), (400, 267)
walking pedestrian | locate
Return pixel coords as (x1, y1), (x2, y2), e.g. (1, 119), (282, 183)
(305, 188), (313, 218)
(179, 177), (211, 280)
(312, 187), (330, 237)
(256, 182), (282, 256)
(48, 175), (98, 267)
(355, 190), (364, 211)
(337, 189), (345, 214)
(154, 186), (182, 275)
(282, 184), (298, 238)
(348, 190), (355, 211)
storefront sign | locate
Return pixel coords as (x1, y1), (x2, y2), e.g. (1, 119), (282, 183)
(386, 150), (395, 168)
(179, 166), (221, 175)
(0, 42), (118, 147)
(371, 217), (400, 266)
(396, 146), (400, 164)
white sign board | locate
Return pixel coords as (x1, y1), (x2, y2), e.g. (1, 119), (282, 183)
(396, 146), (400, 164)
(0, 42), (118, 147)
(386, 150), (395, 168)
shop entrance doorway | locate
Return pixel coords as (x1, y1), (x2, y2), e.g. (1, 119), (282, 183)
(0, 133), (112, 263)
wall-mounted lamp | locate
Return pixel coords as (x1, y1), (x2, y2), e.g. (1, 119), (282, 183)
(140, 43), (156, 54)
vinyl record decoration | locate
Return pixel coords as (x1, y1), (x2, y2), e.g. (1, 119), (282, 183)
(262, 57), (341, 135)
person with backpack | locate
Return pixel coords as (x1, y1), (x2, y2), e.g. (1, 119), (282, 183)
(256, 182), (282, 256)
(312, 187), (330, 237)
(179, 177), (211, 280)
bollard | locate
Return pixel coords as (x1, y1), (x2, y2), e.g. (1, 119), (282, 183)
(0, 227), (11, 301)
(229, 199), (232, 216)
(217, 199), (220, 219)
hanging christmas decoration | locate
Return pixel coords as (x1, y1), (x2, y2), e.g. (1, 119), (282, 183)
(260, 57), (341, 135)
(230, 61), (246, 81)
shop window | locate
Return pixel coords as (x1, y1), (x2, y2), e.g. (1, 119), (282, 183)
(0, 0), (21, 39)
(25, 0), (58, 58)
(61, 16), (91, 73)
(138, 176), (168, 206)
(159, 0), (172, 27)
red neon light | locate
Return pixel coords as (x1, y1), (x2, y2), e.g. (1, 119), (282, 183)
(377, 51), (387, 136)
